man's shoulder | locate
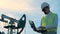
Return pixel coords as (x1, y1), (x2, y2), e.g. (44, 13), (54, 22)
(51, 12), (58, 18)
(51, 12), (57, 16)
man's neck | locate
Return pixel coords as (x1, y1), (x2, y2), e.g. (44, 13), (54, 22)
(46, 11), (50, 15)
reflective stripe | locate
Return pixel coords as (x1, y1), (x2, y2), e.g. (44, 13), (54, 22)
(47, 27), (57, 32)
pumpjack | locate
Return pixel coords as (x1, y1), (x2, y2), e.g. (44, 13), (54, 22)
(0, 14), (26, 34)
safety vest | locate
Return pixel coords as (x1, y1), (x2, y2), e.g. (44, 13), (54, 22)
(41, 12), (57, 32)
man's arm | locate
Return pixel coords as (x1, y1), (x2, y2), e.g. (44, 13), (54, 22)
(29, 20), (47, 33)
(33, 19), (47, 33)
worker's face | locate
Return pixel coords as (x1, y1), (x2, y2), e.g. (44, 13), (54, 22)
(42, 6), (50, 14)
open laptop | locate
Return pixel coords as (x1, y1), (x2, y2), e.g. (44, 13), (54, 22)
(29, 20), (47, 33)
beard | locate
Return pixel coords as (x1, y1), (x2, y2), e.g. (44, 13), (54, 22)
(44, 11), (50, 14)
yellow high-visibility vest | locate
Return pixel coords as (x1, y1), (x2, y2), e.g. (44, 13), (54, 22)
(41, 13), (57, 32)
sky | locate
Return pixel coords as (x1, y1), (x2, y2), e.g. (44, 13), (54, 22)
(0, 0), (60, 34)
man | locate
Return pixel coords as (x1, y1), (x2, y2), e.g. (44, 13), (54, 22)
(29, 2), (58, 34)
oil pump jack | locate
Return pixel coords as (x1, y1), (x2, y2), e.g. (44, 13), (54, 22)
(0, 14), (26, 34)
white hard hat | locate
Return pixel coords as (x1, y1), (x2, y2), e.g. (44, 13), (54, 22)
(41, 2), (49, 9)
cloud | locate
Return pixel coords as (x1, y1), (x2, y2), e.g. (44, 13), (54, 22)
(0, 0), (35, 11)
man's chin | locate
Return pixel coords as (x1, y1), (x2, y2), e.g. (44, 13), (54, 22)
(45, 13), (48, 15)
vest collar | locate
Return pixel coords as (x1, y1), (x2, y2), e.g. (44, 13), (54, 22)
(46, 11), (52, 16)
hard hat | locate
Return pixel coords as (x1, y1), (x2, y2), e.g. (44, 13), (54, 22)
(41, 2), (49, 9)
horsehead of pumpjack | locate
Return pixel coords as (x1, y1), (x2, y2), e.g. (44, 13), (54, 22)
(0, 14), (26, 34)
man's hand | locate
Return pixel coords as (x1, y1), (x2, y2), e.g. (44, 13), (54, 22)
(37, 26), (46, 30)
(37, 26), (47, 33)
(41, 26), (46, 30)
